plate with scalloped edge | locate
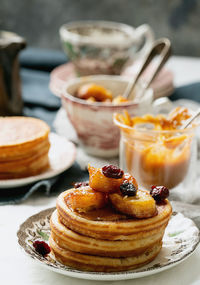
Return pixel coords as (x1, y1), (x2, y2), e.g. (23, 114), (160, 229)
(0, 133), (76, 188)
(17, 208), (200, 281)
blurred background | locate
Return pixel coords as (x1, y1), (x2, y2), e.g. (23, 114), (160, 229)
(1, 0), (200, 56)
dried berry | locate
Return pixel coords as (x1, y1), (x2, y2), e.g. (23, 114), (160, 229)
(150, 186), (169, 203)
(120, 181), (137, 196)
(74, 181), (89, 188)
(102, 165), (124, 179)
(33, 240), (51, 257)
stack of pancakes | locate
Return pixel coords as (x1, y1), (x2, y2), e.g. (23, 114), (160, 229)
(49, 189), (172, 272)
(0, 117), (50, 179)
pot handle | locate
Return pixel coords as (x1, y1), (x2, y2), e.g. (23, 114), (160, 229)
(134, 24), (154, 57)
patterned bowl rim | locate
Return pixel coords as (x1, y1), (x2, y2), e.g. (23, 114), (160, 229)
(61, 75), (153, 108)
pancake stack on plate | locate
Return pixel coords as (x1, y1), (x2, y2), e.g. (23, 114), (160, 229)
(50, 188), (172, 272)
(0, 117), (50, 179)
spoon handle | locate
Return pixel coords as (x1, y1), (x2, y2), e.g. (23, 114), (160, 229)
(182, 109), (200, 129)
(123, 38), (171, 100)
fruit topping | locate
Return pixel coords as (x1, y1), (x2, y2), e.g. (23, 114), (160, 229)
(74, 181), (89, 188)
(88, 164), (124, 193)
(102, 165), (124, 179)
(67, 186), (107, 213)
(75, 83), (130, 104)
(120, 182), (137, 196)
(150, 186), (169, 203)
(86, 164), (158, 218)
(109, 190), (157, 218)
(33, 240), (51, 257)
(112, 95), (129, 105)
(116, 107), (191, 130)
(123, 173), (138, 188)
(76, 83), (112, 102)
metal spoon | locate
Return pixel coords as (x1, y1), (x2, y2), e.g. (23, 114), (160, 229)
(123, 38), (171, 100)
(182, 108), (200, 129)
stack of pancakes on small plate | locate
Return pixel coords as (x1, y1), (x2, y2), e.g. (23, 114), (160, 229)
(0, 117), (50, 179)
(50, 189), (172, 272)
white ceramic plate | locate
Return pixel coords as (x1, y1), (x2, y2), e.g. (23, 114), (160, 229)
(17, 208), (200, 281)
(0, 133), (76, 188)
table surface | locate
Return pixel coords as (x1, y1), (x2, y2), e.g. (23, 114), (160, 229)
(1, 55), (200, 285)
(167, 56), (200, 87)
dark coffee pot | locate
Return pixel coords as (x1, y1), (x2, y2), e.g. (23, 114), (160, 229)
(0, 31), (26, 115)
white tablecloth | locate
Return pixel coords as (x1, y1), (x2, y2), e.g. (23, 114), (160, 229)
(1, 56), (200, 285)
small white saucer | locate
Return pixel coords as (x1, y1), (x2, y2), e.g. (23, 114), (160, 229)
(0, 133), (76, 189)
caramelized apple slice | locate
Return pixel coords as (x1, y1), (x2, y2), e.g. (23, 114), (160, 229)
(112, 95), (129, 105)
(163, 134), (188, 149)
(76, 83), (113, 102)
(88, 165), (124, 193)
(86, 96), (96, 103)
(109, 190), (157, 218)
(67, 186), (107, 213)
(168, 107), (190, 128)
(123, 173), (138, 190)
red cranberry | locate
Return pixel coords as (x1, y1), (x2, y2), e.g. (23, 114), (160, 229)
(33, 240), (51, 257)
(150, 186), (169, 203)
(102, 165), (124, 179)
(74, 181), (89, 188)
(120, 182), (137, 196)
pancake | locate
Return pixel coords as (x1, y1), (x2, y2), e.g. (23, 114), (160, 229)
(0, 117), (49, 147)
(56, 189), (172, 240)
(0, 116), (50, 178)
(49, 188), (172, 272)
(50, 210), (166, 257)
(0, 154), (49, 179)
(49, 236), (162, 272)
(0, 139), (50, 162)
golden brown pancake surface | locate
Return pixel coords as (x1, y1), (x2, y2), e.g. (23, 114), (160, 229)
(49, 235), (162, 272)
(0, 116), (50, 178)
(56, 189), (172, 240)
(50, 187), (172, 272)
(49, 160), (172, 274)
(0, 117), (49, 146)
(50, 209), (166, 257)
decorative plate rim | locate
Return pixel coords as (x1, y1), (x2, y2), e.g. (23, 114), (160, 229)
(17, 207), (200, 281)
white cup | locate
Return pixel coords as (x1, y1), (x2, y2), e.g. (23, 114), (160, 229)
(60, 21), (154, 75)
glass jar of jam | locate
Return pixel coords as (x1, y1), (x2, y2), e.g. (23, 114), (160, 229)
(114, 108), (198, 191)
